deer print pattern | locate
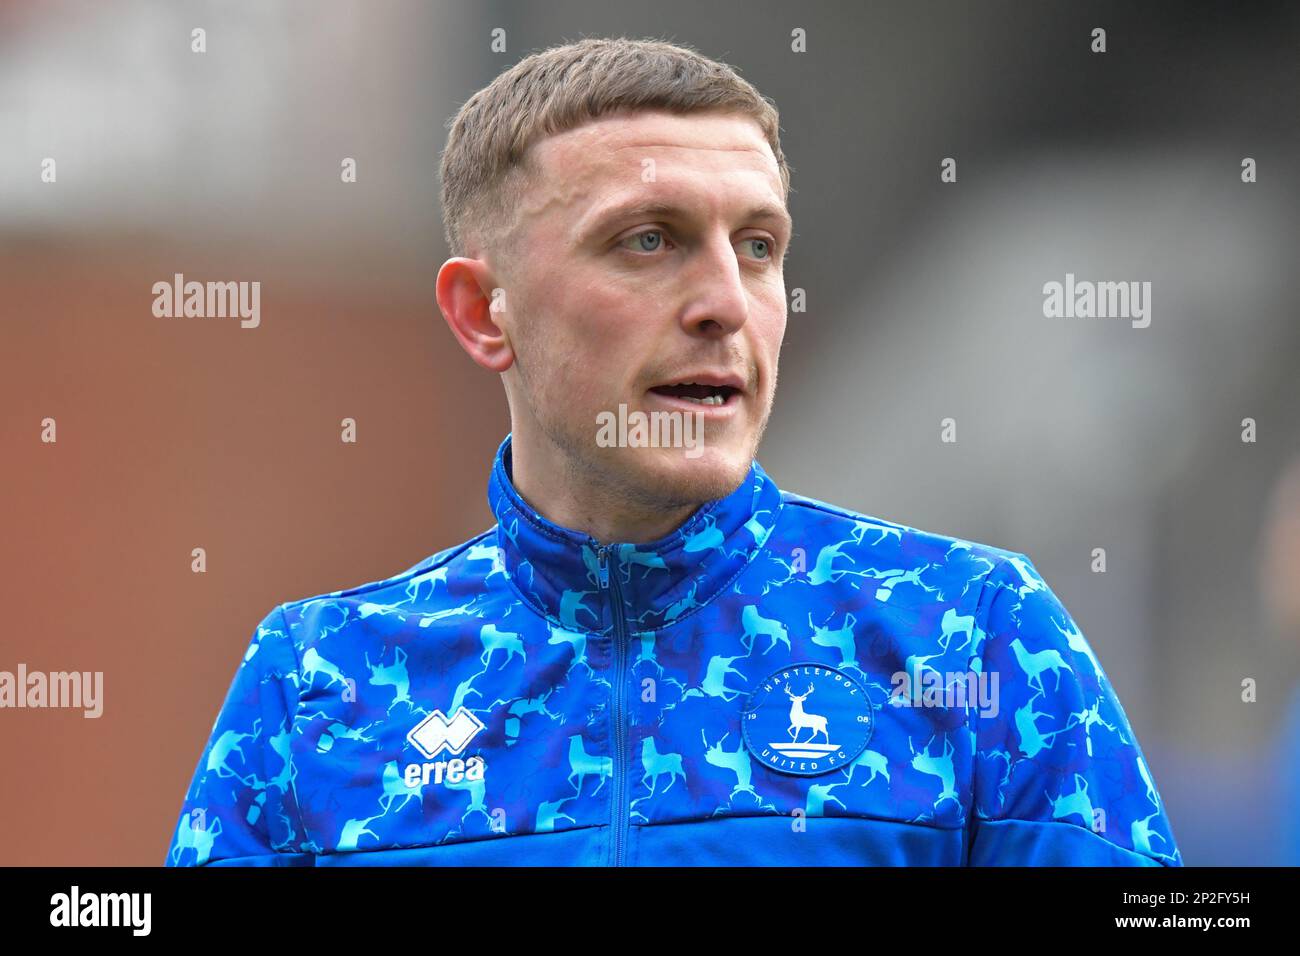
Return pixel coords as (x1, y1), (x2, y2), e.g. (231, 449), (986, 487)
(166, 433), (1182, 866)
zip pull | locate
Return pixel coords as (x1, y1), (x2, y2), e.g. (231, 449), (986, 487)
(597, 545), (610, 590)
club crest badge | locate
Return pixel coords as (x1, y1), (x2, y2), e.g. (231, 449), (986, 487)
(740, 662), (874, 776)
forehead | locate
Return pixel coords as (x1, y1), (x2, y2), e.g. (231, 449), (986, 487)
(518, 109), (785, 231)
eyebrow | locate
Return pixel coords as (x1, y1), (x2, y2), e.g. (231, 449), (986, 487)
(580, 197), (793, 242)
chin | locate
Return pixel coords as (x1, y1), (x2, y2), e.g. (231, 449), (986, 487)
(628, 441), (753, 506)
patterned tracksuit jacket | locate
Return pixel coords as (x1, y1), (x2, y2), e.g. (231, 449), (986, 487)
(166, 433), (1182, 866)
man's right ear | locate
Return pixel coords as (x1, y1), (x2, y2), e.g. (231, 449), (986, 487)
(435, 257), (514, 373)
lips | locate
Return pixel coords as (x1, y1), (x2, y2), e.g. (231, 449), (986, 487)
(645, 388), (742, 420)
(647, 371), (746, 407)
(648, 382), (738, 406)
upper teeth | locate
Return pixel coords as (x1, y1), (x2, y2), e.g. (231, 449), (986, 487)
(682, 394), (725, 405)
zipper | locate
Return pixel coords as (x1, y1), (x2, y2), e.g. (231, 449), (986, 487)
(596, 542), (629, 866)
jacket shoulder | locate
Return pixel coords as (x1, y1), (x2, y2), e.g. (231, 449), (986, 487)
(777, 488), (1022, 570)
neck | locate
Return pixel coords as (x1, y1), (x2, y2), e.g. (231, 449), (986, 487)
(509, 430), (698, 545)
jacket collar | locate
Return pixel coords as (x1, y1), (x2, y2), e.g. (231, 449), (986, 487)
(486, 433), (782, 634)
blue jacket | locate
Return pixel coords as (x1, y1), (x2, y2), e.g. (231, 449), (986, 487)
(166, 434), (1182, 866)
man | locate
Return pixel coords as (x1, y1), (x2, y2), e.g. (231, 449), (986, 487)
(166, 37), (1181, 866)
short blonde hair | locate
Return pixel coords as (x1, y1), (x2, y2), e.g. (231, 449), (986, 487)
(438, 36), (791, 261)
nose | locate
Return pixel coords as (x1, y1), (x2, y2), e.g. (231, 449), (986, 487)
(678, 231), (750, 338)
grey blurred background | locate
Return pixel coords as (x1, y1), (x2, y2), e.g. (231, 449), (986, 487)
(1, 0), (1297, 865)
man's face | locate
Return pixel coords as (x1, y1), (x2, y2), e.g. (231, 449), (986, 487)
(494, 108), (790, 509)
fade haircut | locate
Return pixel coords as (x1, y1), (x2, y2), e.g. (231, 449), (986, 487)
(438, 36), (791, 264)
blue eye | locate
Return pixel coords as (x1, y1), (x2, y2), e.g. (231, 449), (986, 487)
(742, 237), (772, 260)
(622, 230), (667, 253)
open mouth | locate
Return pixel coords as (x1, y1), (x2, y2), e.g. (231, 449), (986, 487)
(647, 382), (741, 407)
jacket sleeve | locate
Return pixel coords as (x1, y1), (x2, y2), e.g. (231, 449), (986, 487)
(965, 554), (1183, 866)
(165, 605), (314, 866)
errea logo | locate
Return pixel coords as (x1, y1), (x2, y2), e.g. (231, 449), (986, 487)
(408, 706), (485, 758)
(403, 706), (487, 788)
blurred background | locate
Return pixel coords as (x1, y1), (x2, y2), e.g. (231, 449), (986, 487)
(1, 0), (1297, 865)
